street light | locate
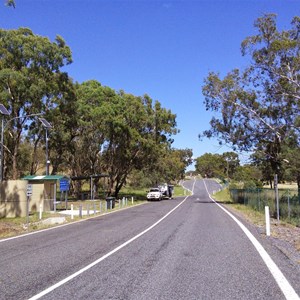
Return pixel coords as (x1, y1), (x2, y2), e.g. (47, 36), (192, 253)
(0, 104), (10, 182)
(39, 118), (52, 176)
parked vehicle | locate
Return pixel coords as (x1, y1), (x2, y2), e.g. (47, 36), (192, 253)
(147, 188), (162, 201)
(146, 184), (174, 201)
(158, 183), (174, 199)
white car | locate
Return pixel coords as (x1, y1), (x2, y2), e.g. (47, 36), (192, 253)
(147, 188), (162, 201)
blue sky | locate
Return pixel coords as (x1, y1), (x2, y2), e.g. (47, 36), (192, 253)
(1, 0), (299, 169)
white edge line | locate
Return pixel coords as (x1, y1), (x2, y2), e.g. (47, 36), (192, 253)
(202, 179), (299, 300)
(28, 191), (194, 300)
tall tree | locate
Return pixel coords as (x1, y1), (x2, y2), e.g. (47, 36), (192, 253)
(101, 92), (177, 196)
(195, 153), (225, 178)
(72, 81), (178, 197)
(202, 14), (300, 185)
(0, 28), (72, 179)
(222, 151), (240, 179)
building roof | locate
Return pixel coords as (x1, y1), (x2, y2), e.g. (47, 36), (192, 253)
(23, 175), (69, 181)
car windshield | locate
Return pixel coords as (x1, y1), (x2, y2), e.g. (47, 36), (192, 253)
(150, 188), (159, 192)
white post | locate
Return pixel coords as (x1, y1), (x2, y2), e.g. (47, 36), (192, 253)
(132, 196), (133, 205)
(71, 204), (74, 220)
(265, 206), (270, 236)
(39, 204), (42, 220)
(275, 174), (280, 222)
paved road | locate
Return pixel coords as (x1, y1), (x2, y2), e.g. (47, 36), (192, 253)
(0, 178), (299, 299)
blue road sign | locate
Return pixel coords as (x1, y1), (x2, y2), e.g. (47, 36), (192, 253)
(60, 179), (70, 191)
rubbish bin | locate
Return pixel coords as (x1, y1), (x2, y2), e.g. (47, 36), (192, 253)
(106, 197), (115, 209)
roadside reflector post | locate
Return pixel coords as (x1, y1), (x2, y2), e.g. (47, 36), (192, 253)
(39, 204), (42, 220)
(132, 196), (134, 205)
(79, 204), (82, 218)
(265, 206), (271, 236)
(71, 204), (74, 220)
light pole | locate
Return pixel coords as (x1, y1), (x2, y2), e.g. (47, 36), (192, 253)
(0, 104), (11, 182)
(39, 118), (52, 176)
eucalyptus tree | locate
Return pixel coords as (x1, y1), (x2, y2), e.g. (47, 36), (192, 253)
(201, 14), (300, 181)
(195, 153), (226, 178)
(0, 28), (72, 179)
(222, 151), (240, 179)
(101, 92), (177, 196)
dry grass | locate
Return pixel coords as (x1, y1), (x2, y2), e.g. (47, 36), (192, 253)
(263, 182), (298, 190)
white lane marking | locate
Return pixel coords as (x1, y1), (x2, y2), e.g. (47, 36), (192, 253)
(202, 179), (299, 300)
(28, 191), (194, 300)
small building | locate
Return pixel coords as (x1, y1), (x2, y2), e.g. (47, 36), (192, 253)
(22, 175), (69, 214)
(0, 175), (69, 218)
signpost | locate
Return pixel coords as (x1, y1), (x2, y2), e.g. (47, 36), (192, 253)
(60, 179), (70, 209)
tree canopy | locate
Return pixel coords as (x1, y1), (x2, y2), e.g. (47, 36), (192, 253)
(0, 27), (73, 179)
(0, 27), (191, 197)
(201, 14), (300, 186)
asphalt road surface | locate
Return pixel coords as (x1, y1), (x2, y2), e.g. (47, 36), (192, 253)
(0, 178), (299, 300)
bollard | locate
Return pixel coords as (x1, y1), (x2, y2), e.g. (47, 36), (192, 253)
(39, 204), (42, 220)
(79, 204), (82, 218)
(71, 204), (74, 220)
(93, 202), (96, 215)
(265, 206), (270, 236)
(132, 196), (134, 205)
(110, 200), (112, 210)
(87, 204), (90, 216)
(100, 200), (102, 213)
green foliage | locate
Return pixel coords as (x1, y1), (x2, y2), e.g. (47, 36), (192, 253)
(195, 151), (239, 179)
(201, 14), (300, 186)
(0, 27), (188, 199)
(71, 81), (178, 197)
(0, 27), (72, 179)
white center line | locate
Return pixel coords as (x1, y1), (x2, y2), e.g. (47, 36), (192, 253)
(28, 191), (193, 300)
